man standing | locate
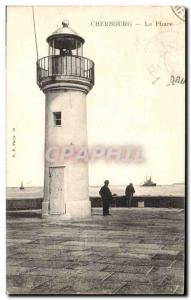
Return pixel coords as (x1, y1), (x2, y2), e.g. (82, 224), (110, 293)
(125, 183), (135, 207)
(99, 180), (112, 216)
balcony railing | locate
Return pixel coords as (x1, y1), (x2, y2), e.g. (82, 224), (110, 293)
(37, 55), (94, 87)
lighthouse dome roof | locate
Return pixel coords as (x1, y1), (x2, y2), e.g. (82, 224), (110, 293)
(47, 21), (85, 48)
(52, 22), (78, 35)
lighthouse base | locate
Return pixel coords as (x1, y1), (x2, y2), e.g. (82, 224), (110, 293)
(41, 200), (91, 220)
(67, 199), (91, 219)
(42, 213), (71, 221)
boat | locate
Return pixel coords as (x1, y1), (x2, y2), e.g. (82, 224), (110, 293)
(142, 176), (156, 187)
(20, 181), (25, 190)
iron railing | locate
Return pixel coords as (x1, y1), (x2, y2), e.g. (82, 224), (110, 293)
(37, 55), (94, 87)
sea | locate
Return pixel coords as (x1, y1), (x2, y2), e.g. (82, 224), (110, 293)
(89, 184), (185, 197)
(6, 184), (185, 199)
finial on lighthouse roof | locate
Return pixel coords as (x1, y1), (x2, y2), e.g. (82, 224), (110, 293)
(62, 20), (69, 27)
(47, 20), (85, 46)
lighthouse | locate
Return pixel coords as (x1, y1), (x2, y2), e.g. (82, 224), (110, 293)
(37, 21), (95, 219)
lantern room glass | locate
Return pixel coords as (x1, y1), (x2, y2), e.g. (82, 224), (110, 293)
(48, 37), (83, 57)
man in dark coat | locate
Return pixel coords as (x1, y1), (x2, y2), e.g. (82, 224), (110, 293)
(99, 180), (112, 216)
(125, 183), (135, 207)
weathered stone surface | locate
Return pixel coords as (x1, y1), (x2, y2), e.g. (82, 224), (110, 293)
(7, 274), (51, 294)
(6, 208), (184, 295)
(115, 282), (177, 294)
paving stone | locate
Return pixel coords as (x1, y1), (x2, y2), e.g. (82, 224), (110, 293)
(147, 266), (184, 286)
(115, 282), (177, 294)
(161, 271), (184, 286)
(7, 286), (33, 294)
(7, 239), (33, 244)
(62, 240), (122, 248)
(176, 252), (184, 261)
(123, 243), (162, 250)
(149, 266), (182, 276)
(6, 266), (37, 276)
(174, 285), (185, 294)
(35, 245), (91, 252)
(7, 274), (51, 295)
(102, 264), (150, 274)
(9, 253), (57, 261)
(72, 263), (107, 271)
(31, 277), (104, 294)
(148, 259), (174, 267)
(102, 257), (171, 267)
(53, 250), (93, 258)
(100, 256), (141, 266)
(127, 248), (179, 255)
(117, 252), (152, 259)
(12, 247), (65, 255)
(171, 260), (184, 269)
(6, 258), (31, 267)
(19, 259), (73, 269)
(63, 283), (104, 294)
(91, 246), (122, 252)
(105, 272), (151, 283)
(162, 245), (184, 251)
(65, 261), (89, 269)
(78, 280), (127, 294)
(76, 270), (112, 281)
(29, 267), (80, 278)
(27, 240), (65, 246)
(56, 279), (127, 295)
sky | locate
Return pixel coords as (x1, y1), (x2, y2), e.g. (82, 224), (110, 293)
(6, 6), (185, 186)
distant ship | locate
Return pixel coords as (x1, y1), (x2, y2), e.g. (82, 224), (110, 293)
(142, 176), (156, 187)
(20, 181), (25, 190)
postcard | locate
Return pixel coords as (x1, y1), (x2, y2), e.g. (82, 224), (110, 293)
(6, 6), (185, 295)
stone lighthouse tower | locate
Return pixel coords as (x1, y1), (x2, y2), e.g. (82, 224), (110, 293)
(37, 21), (94, 219)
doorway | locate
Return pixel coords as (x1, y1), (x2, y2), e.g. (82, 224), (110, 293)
(49, 166), (65, 214)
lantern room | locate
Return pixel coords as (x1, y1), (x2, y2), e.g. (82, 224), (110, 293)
(47, 21), (84, 57)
